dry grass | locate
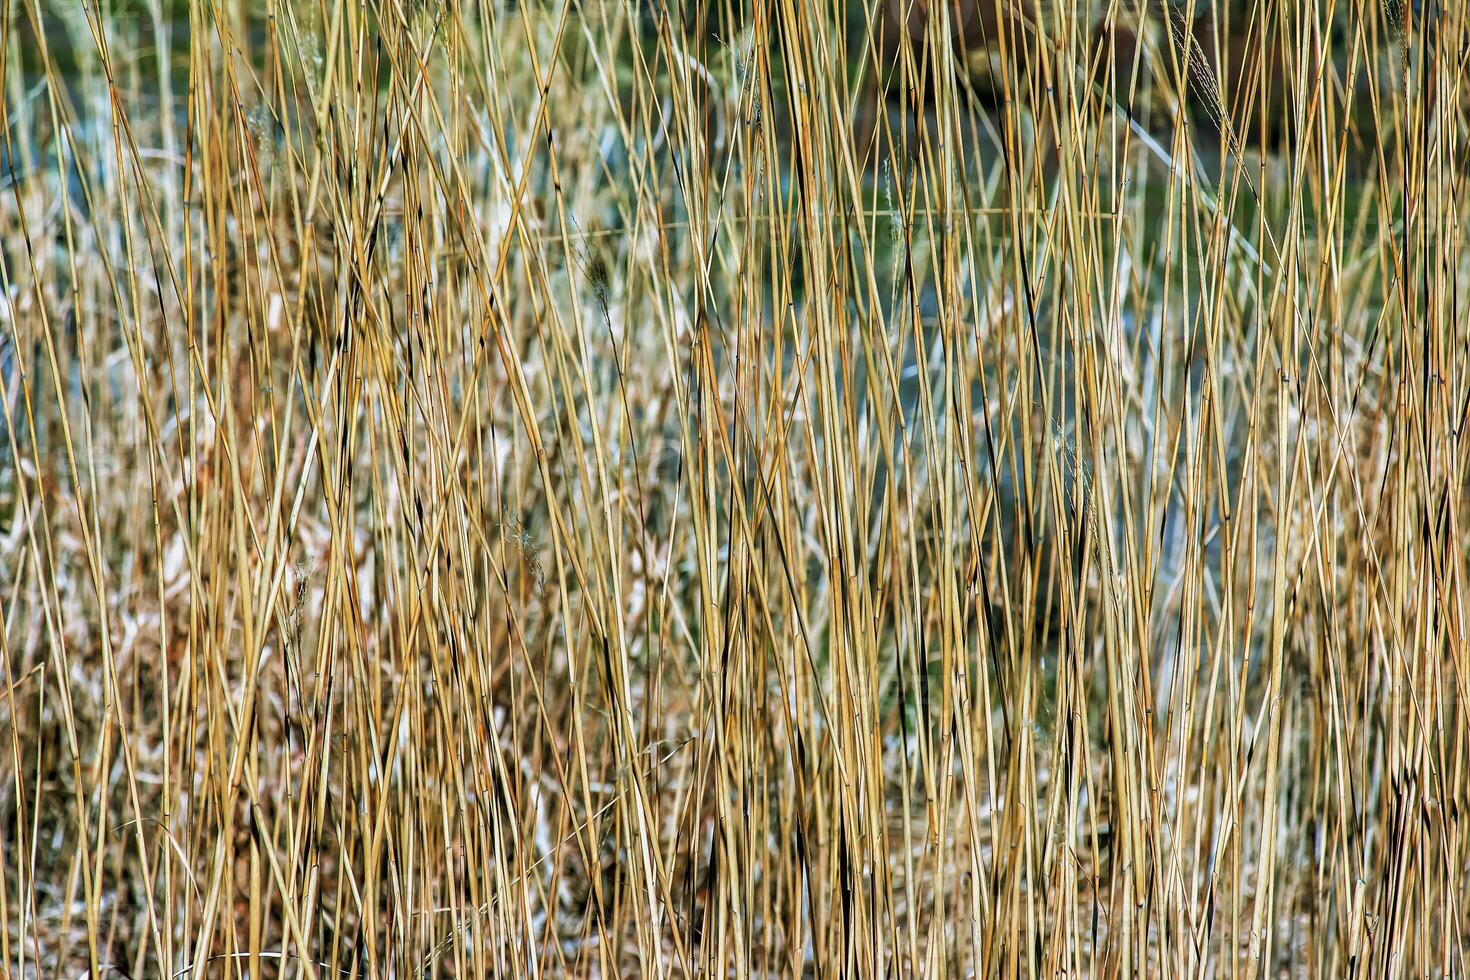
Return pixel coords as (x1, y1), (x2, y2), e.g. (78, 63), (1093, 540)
(0, 0), (1467, 975)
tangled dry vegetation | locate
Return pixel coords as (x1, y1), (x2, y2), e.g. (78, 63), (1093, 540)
(0, 0), (1467, 975)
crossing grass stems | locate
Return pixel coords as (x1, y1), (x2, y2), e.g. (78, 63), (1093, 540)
(0, 0), (1466, 976)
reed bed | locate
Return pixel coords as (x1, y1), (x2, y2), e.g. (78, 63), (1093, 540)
(0, 0), (1466, 975)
